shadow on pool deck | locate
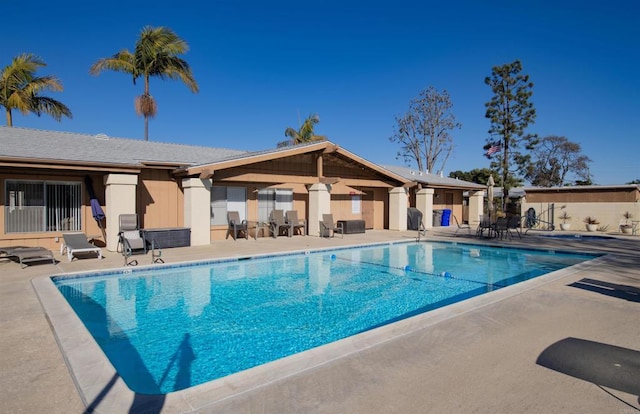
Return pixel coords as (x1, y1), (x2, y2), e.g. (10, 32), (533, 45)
(536, 337), (640, 398)
(569, 278), (640, 302)
(1, 228), (639, 413)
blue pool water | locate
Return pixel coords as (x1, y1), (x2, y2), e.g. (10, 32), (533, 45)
(54, 242), (595, 394)
(540, 234), (615, 240)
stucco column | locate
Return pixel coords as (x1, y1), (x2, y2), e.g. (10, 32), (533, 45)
(468, 190), (484, 228)
(104, 173), (138, 251)
(388, 187), (408, 231)
(183, 177), (212, 246)
(308, 183), (331, 236)
(416, 188), (434, 229)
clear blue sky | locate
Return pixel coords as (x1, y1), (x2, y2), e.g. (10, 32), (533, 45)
(4, 0), (639, 185)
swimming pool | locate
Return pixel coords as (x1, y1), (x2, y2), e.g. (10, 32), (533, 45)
(539, 233), (615, 241)
(51, 241), (595, 395)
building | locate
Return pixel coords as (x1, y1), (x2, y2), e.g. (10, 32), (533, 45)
(520, 185), (640, 232)
(1, 127), (486, 252)
(383, 165), (486, 227)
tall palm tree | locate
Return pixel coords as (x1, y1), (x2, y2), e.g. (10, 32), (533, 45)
(90, 26), (199, 141)
(1, 53), (72, 127)
(278, 113), (327, 147)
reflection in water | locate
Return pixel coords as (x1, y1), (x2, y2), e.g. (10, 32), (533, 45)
(107, 277), (137, 335)
(308, 255), (330, 294)
(414, 243), (434, 273)
(185, 268), (210, 317)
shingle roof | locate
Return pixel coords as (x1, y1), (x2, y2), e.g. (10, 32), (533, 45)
(381, 165), (485, 189)
(0, 127), (247, 167)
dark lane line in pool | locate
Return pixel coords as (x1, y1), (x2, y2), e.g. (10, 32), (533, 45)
(331, 255), (508, 289)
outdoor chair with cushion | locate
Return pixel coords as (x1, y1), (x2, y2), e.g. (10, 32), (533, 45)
(285, 210), (306, 236)
(269, 209), (292, 237)
(226, 211), (249, 240)
(61, 233), (103, 261)
(320, 214), (344, 238)
(118, 214), (147, 266)
(1, 246), (56, 268)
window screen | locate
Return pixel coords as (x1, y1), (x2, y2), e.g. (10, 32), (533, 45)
(257, 188), (293, 222)
(210, 186), (247, 225)
(5, 180), (82, 233)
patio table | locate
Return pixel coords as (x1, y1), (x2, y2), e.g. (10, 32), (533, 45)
(249, 221), (275, 239)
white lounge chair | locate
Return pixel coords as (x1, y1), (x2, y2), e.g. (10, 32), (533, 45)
(61, 233), (102, 261)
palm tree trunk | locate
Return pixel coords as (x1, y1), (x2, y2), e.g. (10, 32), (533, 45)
(6, 109), (12, 127)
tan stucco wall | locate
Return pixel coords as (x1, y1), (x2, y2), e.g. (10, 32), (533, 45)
(388, 187), (408, 231)
(521, 200), (640, 232)
(138, 169), (183, 229)
(416, 188), (434, 229)
(104, 173), (138, 251)
(330, 195), (364, 222)
(468, 190), (484, 228)
(183, 178), (211, 246)
(525, 188), (639, 203)
(309, 183), (331, 237)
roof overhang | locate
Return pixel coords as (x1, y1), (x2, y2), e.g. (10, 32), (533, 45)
(523, 185), (640, 193)
(179, 141), (332, 177)
(332, 146), (410, 185)
(139, 160), (192, 170)
(253, 182), (310, 193)
(180, 141), (410, 187)
(0, 157), (141, 174)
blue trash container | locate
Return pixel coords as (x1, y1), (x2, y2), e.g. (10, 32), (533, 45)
(441, 209), (452, 226)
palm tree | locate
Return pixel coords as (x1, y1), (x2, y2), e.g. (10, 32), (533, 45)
(1, 53), (72, 127)
(278, 113), (327, 147)
(90, 26), (199, 141)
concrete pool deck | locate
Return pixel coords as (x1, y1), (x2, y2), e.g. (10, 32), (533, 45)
(1, 228), (639, 413)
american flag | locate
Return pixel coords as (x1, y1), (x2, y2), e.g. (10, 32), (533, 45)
(486, 144), (501, 156)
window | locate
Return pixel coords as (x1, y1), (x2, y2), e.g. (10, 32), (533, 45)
(257, 188), (293, 222)
(351, 195), (361, 214)
(4, 180), (82, 233)
(210, 186), (247, 225)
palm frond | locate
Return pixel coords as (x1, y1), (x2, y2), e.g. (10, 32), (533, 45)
(22, 75), (63, 94)
(89, 25), (198, 139)
(282, 113), (326, 145)
(284, 127), (300, 140)
(1, 53), (72, 125)
(89, 50), (136, 77)
(32, 96), (73, 120)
